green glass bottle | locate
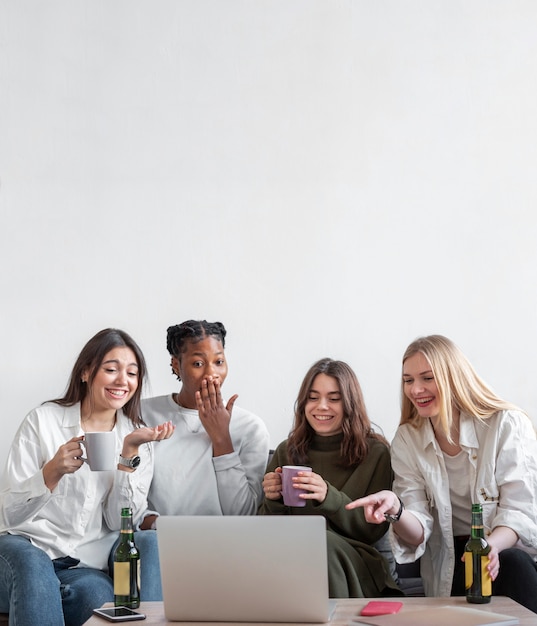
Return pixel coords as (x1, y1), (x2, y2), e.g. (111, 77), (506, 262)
(464, 503), (491, 604)
(113, 507), (140, 608)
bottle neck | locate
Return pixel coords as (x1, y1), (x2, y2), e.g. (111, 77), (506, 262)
(120, 513), (134, 536)
(470, 512), (485, 539)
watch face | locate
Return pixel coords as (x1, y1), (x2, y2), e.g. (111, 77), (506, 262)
(131, 455), (141, 468)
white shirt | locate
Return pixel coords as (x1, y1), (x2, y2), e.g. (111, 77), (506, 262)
(142, 395), (270, 515)
(0, 403), (154, 570)
(442, 449), (472, 536)
(390, 410), (537, 597)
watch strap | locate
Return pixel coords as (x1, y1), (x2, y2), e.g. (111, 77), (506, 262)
(384, 496), (404, 523)
(118, 454), (141, 469)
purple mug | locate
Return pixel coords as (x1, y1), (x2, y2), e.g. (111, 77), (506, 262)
(281, 465), (312, 507)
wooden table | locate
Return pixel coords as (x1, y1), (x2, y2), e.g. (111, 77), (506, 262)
(85, 596), (535, 625)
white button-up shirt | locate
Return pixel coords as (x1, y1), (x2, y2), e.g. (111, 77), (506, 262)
(0, 402), (154, 570)
(390, 410), (537, 597)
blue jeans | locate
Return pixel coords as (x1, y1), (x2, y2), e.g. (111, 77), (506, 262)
(0, 534), (112, 626)
(0, 531), (162, 626)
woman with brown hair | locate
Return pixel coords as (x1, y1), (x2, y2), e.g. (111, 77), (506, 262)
(259, 357), (400, 598)
(0, 328), (174, 626)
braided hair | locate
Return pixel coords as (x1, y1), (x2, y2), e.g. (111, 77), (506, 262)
(166, 321), (227, 380)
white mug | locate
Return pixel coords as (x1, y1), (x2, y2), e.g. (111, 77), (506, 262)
(80, 431), (116, 471)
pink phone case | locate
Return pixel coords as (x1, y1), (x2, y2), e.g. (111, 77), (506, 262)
(360, 601), (403, 616)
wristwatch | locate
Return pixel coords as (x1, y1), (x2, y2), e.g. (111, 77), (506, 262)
(118, 454), (141, 470)
(384, 496), (404, 523)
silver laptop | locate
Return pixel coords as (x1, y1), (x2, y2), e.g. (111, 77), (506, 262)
(156, 515), (331, 623)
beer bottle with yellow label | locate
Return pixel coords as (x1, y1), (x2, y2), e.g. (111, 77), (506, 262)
(464, 503), (491, 604)
(113, 507), (140, 608)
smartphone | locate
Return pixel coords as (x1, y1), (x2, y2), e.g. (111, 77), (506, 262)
(92, 607), (146, 622)
(360, 600), (403, 616)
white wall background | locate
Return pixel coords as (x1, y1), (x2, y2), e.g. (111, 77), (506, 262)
(1, 1), (537, 468)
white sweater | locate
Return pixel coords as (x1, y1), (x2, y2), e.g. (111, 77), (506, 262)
(141, 395), (270, 516)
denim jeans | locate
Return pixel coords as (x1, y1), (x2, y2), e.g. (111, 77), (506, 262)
(0, 534), (112, 626)
(0, 530), (162, 626)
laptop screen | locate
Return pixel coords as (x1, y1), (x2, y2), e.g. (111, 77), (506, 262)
(156, 515), (330, 623)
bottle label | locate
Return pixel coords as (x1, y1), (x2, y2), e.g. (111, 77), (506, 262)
(480, 557), (492, 596)
(465, 552), (492, 596)
(114, 562), (131, 596)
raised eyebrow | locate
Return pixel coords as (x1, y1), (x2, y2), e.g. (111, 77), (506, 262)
(102, 359), (139, 369)
(102, 359), (120, 366)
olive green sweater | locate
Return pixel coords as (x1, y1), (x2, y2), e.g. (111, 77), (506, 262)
(259, 433), (400, 597)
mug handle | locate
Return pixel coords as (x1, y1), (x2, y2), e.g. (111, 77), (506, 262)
(78, 438), (89, 464)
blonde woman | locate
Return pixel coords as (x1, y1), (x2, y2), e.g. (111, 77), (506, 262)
(347, 335), (537, 612)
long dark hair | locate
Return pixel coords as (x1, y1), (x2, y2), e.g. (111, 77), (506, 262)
(287, 358), (387, 467)
(50, 328), (147, 426)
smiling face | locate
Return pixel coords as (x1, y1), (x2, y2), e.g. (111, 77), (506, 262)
(304, 373), (344, 437)
(83, 346), (139, 418)
(173, 335), (228, 409)
(402, 351), (440, 418)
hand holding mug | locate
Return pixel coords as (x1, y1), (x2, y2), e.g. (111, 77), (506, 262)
(43, 436), (86, 491)
(281, 466), (329, 506)
(262, 468), (283, 500)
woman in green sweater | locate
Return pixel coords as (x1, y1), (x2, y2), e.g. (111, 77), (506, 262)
(259, 358), (401, 598)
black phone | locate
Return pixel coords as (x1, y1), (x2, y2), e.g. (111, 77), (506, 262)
(92, 607), (146, 622)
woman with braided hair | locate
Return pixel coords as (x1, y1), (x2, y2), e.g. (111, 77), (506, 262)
(140, 320), (269, 528)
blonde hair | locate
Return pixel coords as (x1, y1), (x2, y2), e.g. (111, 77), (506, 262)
(400, 335), (517, 440)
